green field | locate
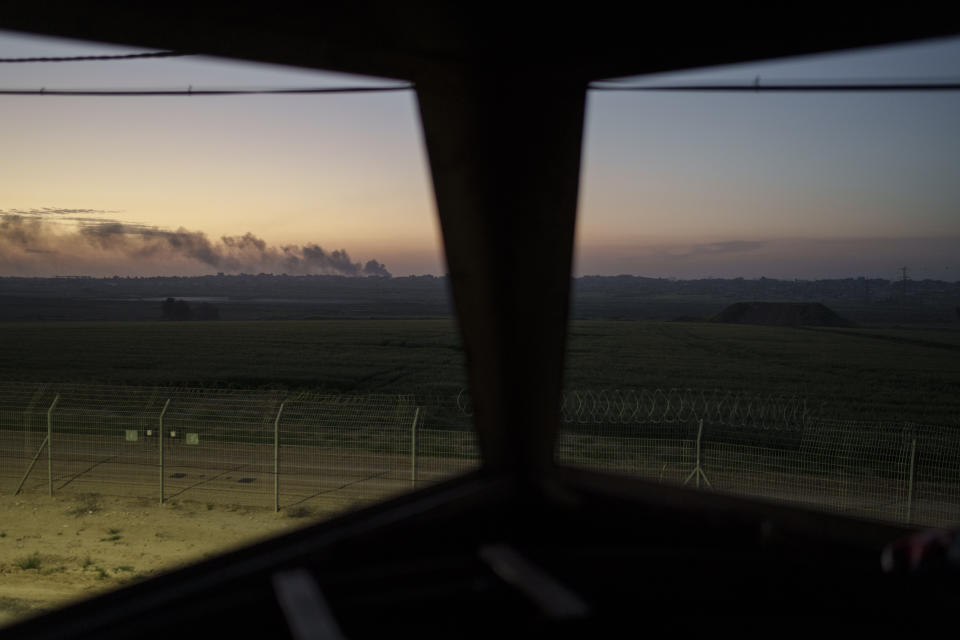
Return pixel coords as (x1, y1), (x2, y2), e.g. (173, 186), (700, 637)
(0, 319), (958, 424)
(565, 322), (960, 424)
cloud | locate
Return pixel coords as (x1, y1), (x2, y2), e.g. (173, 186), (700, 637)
(0, 213), (391, 277)
(0, 214), (43, 246)
(0, 207), (120, 216)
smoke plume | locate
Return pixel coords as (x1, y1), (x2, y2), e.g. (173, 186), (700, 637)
(0, 213), (391, 277)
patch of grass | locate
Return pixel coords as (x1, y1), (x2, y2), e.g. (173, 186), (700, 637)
(114, 565), (134, 573)
(0, 531), (6, 538)
(99, 528), (122, 542)
(206, 503), (215, 511)
(81, 556), (93, 569)
(95, 566), (109, 579)
(0, 319), (464, 394)
(3, 317), (959, 423)
(68, 493), (102, 517)
(285, 506), (315, 519)
(16, 553), (41, 570)
(0, 596), (34, 617)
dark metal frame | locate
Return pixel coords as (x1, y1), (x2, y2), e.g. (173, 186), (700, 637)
(2, 4), (959, 635)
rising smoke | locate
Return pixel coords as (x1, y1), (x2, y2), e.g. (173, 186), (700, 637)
(0, 212), (391, 277)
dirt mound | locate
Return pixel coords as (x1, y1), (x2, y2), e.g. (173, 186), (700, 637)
(711, 302), (856, 327)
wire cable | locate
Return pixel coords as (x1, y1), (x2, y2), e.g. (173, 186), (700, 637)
(0, 79), (958, 96)
(0, 85), (415, 96)
(589, 80), (960, 92)
(0, 51), (191, 63)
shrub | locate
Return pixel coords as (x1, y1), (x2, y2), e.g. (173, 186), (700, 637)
(285, 506), (314, 518)
(17, 553), (41, 570)
(68, 493), (101, 517)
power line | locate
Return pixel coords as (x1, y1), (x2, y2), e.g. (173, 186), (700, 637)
(0, 51), (191, 63)
(0, 85), (415, 96)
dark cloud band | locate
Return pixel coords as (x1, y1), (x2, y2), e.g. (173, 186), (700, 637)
(0, 213), (390, 277)
(0, 207), (121, 216)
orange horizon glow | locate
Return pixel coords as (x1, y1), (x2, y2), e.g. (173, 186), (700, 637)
(1, 30), (959, 280)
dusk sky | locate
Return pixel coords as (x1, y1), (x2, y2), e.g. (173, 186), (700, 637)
(1, 29), (958, 280)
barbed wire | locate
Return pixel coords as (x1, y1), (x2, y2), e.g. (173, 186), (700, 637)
(0, 381), (414, 413)
(0, 381), (955, 431)
(456, 387), (820, 429)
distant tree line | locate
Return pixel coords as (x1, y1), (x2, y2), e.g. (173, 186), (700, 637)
(161, 297), (220, 321)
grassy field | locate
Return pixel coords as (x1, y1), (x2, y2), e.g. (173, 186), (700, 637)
(0, 491), (326, 628)
(2, 317), (959, 629)
(0, 319), (958, 423)
(0, 319), (466, 394)
(565, 321), (960, 424)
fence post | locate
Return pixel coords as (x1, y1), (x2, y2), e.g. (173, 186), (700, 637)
(411, 407), (420, 490)
(683, 418), (711, 490)
(695, 419), (702, 489)
(274, 401), (285, 513)
(47, 394), (59, 497)
(906, 436), (917, 524)
(159, 399), (170, 505)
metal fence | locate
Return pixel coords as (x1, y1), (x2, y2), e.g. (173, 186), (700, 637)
(557, 413), (960, 529)
(0, 382), (479, 514)
(2, 382), (958, 529)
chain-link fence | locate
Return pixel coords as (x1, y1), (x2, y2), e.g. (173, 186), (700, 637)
(2, 382), (958, 529)
(556, 401), (960, 529)
(0, 382), (478, 513)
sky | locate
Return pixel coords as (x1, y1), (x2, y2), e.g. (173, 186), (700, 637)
(1, 29), (959, 280)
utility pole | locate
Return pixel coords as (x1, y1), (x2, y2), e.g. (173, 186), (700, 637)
(899, 266), (909, 299)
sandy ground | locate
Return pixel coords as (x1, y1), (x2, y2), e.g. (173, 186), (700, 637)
(0, 491), (332, 628)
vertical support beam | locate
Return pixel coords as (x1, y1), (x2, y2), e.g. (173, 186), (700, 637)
(23, 383), (46, 459)
(411, 407), (420, 490)
(47, 394), (59, 497)
(695, 420), (702, 489)
(683, 419), (711, 489)
(14, 436), (49, 495)
(416, 70), (587, 490)
(159, 399), (170, 505)
(274, 401), (285, 513)
(692, 419), (704, 489)
(906, 437), (917, 524)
